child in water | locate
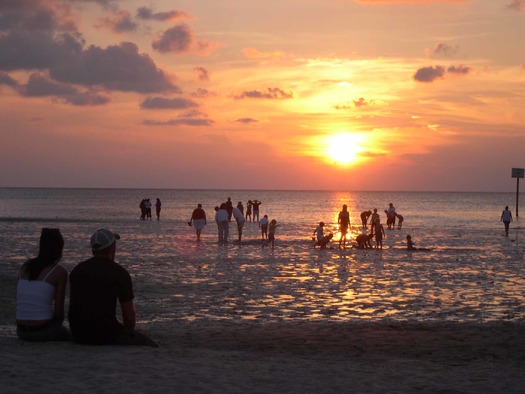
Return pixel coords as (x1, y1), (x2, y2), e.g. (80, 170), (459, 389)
(406, 234), (431, 251)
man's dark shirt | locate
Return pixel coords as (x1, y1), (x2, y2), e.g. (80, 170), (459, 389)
(68, 256), (134, 344)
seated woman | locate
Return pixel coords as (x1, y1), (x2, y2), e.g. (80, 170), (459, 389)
(16, 228), (71, 341)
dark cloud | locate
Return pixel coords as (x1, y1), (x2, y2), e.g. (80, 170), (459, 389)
(140, 96), (198, 110)
(235, 87), (293, 100)
(413, 66), (446, 82)
(136, 7), (191, 21)
(143, 118), (214, 126)
(21, 73), (110, 106)
(23, 73), (78, 96)
(97, 10), (138, 33)
(143, 109), (213, 126)
(64, 91), (111, 106)
(235, 118), (259, 124)
(0, 71), (19, 88)
(413, 64), (472, 83)
(429, 42), (458, 58)
(50, 42), (179, 93)
(194, 66), (209, 82)
(0, 2), (178, 95)
(0, 29), (85, 71)
(152, 24), (192, 54)
(191, 88), (215, 98)
(447, 65), (472, 75)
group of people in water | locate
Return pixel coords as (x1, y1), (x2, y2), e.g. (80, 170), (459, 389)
(188, 197), (280, 248)
(313, 203), (422, 251)
(139, 198), (161, 221)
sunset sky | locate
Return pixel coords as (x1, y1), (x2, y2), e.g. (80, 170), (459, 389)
(1, 0), (524, 191)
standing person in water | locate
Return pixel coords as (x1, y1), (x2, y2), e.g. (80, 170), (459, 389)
(237, 201), (244, 216)
(338, 204), (351, 249)
(232, 205), (246, 242)
(267, 219), (279, 249)
(252, 200), (262, 222)
(259, 214), (269, 240)
(360, 210), (372, 229)
(374, 220), (386, 249)
(215, 203), (229, 243)
(246, 200), (253, 222)
(16, 228), (71, 341)
(500, 206), (513, 236)
(370, 208), (380, 234)
(189, 204), (207, 241)
(155, 198), (162, 220)
(225, 197), (234, 221)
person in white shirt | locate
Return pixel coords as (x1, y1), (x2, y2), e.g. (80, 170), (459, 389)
(16, 228), (71, 341)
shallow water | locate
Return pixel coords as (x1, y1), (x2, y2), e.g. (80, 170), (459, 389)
(1, 188), (524, 326)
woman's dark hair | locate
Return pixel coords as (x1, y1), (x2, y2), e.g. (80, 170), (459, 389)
(24, 228), (64, 281)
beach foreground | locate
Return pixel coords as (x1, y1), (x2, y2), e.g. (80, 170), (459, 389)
(1, 312), (523, 393)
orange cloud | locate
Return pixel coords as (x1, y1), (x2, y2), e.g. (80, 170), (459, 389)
(242, 48), (289, 60)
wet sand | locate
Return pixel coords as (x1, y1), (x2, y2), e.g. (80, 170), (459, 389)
(1, 272), (523, 393)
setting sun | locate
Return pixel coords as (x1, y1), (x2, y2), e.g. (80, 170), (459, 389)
(325, 133), (365, 166)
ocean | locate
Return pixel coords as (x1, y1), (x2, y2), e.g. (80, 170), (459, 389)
(1, 188), (523, 327)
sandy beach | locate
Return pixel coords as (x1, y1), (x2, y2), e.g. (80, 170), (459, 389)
(1, 271), (524, 393)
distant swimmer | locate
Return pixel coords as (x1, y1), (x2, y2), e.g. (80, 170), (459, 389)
(500, 206), (513, 236)
(406, 234), (431, 251)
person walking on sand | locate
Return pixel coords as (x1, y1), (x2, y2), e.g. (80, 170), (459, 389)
(338, 204), (351, 249)
(189, 204), (207, 241)
(215, 204), (229, 243)
(16, 228), (71, 342)
(374, 220), (386, 249)
(155, 198), (161, 220)
(501, 206), (513, 236)
(232, 206), (245, 242)
(68, 229), (157, 347)
(259, 214), (269, 239)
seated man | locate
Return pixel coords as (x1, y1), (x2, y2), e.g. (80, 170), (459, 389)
(68, 229), (157, 347)
(356, 233), (374, 249)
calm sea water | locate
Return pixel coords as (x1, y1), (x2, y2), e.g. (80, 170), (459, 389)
(1, 188), (523, 325)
